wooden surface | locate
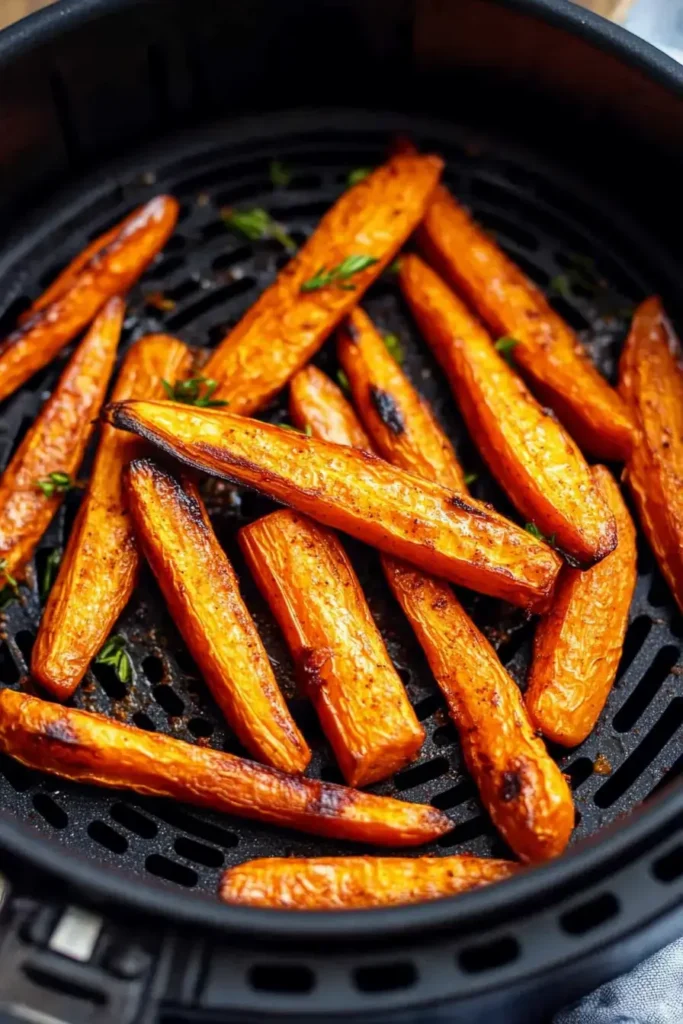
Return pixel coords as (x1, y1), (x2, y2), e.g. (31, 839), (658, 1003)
(0, 0), (636, 32)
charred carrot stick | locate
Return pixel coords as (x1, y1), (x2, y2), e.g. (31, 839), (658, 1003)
(396, 141), (634, 461)
(126, 460), (310, 773)
(619, 297), (683, 613)
(400, 255), (616, 568)
(0, 690), (451, 846)
(338, 308), (466, 491)
(295, 364), (574, 861)
(239, 510), (424, 786)
(526, 465), (636, 747)
(0, 296), (123, 583)
(201, 153), (443, 413)
(105, 400), (562, 612)
(220, 855), (518, 909)
(0, 196), (179, 404)
(290, 366), (371, 449)
(31, 334), (191, 700)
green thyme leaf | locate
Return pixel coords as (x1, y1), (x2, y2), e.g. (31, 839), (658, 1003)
(221, 207), (296, 252)
(347, 168), (372, 187)
(0, 587), (15, 611)
(386, 257), (402, 275)
(0, 558), (19, 601)
(524, 523), (556, 547)
(269, 160), (292, 188)
(336, 370), (350, 392)
(494, 336), (519, 357)
(96, 634), (134, 685)
(549, 274), (573, 302)
(383, 333), (404, 365)
(305, 423), (313, 436)
(464, 472), (478, 486)
(41, 548), (62, 602)
(301, 255), (379, 293)
(35, 471), (76, 498)
(162, 376), (229, 408)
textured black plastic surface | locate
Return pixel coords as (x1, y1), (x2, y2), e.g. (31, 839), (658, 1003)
(0, 111), (681, 904)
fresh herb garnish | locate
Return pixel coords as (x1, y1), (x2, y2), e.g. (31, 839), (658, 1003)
(301, 255), (379, 293)
(549, 274), (573, 302)
(305, 423), (313, 436)
(35, 472), (77, 498)
(221, 207), (296, 252)
(0, 558), (19, 603)
(494, 336), (519, 362)
(269, 160), (292, 188)
(95, 635), (133, 685)
(347, 168), (372, 187)
(336, 370), (350, 392)
(162, 377), (229, 408)
(464, 472), (478, 486)
(383, 333), (404, 365)
(386, 257), (402, 276)
(41, 548), (62, 601)
(525, 523), (556, 546)
(144, 291), (176, 312)
(550, 253), (605, 302)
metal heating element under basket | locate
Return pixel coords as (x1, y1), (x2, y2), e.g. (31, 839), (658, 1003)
(0, 111), (681, 901)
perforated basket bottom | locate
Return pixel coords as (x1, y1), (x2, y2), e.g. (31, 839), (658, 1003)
(0, 111), (681, 899)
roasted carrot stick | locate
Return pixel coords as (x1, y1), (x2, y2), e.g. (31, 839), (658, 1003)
(526, 465), (636, 747)
(295, 364), (574, 861)
(0, 196), (178, 404)
(105, 400), (562, 611)
(400, 255), (616, 568)
(0, 296), (123, 583)
(0, 690), (451, 846)
(290, 366), (371, 449)
(619, 297), (683, 615)
(126, 460), (310, 773)
(337, 308), (466, 491)
(395, 141), (634, 461)
(239, 510), (424, 786)
(32, 334), (191, 699)
(220, 855), (519, 909)
(202, 153), (443, 413)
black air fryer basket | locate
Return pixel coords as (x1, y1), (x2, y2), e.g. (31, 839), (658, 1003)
(0, 1), (682, 1021)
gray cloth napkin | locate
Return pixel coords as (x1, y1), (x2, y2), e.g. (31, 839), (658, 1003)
(555, 938), (683, 1024)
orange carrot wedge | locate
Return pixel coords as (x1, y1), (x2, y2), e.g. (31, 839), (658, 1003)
(126, 460), (310, 773)
(338, 308), (467, 491)
(396, 141), (634, 460)
(104, 400), (562, 612)
(220, 855), (519, 909)
(290, 366), (371, 449)
(31, 334), (191, 699)
(619, 297), (683, 615)
(526, 465), (636, 747)
(0, 296), (123, 582)
(239, 510), (424, 786)
(0, 196), (179, 404)
(400, 254), (616, 568)
(0, 690), (451, 846)
(202, 153), (443, 413)
(295, 361), (574, 862)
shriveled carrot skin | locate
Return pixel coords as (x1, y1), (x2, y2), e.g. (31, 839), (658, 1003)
(619, 297), (683, 615)
(290, 366), (371, 449)
(32, 334), (191, 699)
(105, 400), (562, 611)
(0, 196), (179, 404)
(0, 296), (123, 581)
(397, 143), (634, 461)
(0, 690), (452, 846)
(220, 855), (518, 909)
(526, 466), (636, 747)
(337, 308), (466, 491)
(239, 510), (424, 786)
(400, 255), (616, 568)
(127, 461), (310, 773)
(275, 365), (575, 862)
(202, 154), (444, 413)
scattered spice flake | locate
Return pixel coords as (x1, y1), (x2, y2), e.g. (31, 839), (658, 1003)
(593, 753), (612, 775)
(145, 291), (176, 313)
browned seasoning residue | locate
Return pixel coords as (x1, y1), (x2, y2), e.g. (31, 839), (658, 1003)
(593, 753), (612, 775)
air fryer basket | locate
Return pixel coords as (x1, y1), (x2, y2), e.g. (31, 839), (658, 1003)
(0, 2), (683, 1023)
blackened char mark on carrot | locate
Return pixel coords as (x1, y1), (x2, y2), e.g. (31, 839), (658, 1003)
(306, 781), (354, 818)
(500, 770), (522, 803)
(369, 386), (405, 436)
(447, 494), (492, 519)
(43, 717), (80, 746)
